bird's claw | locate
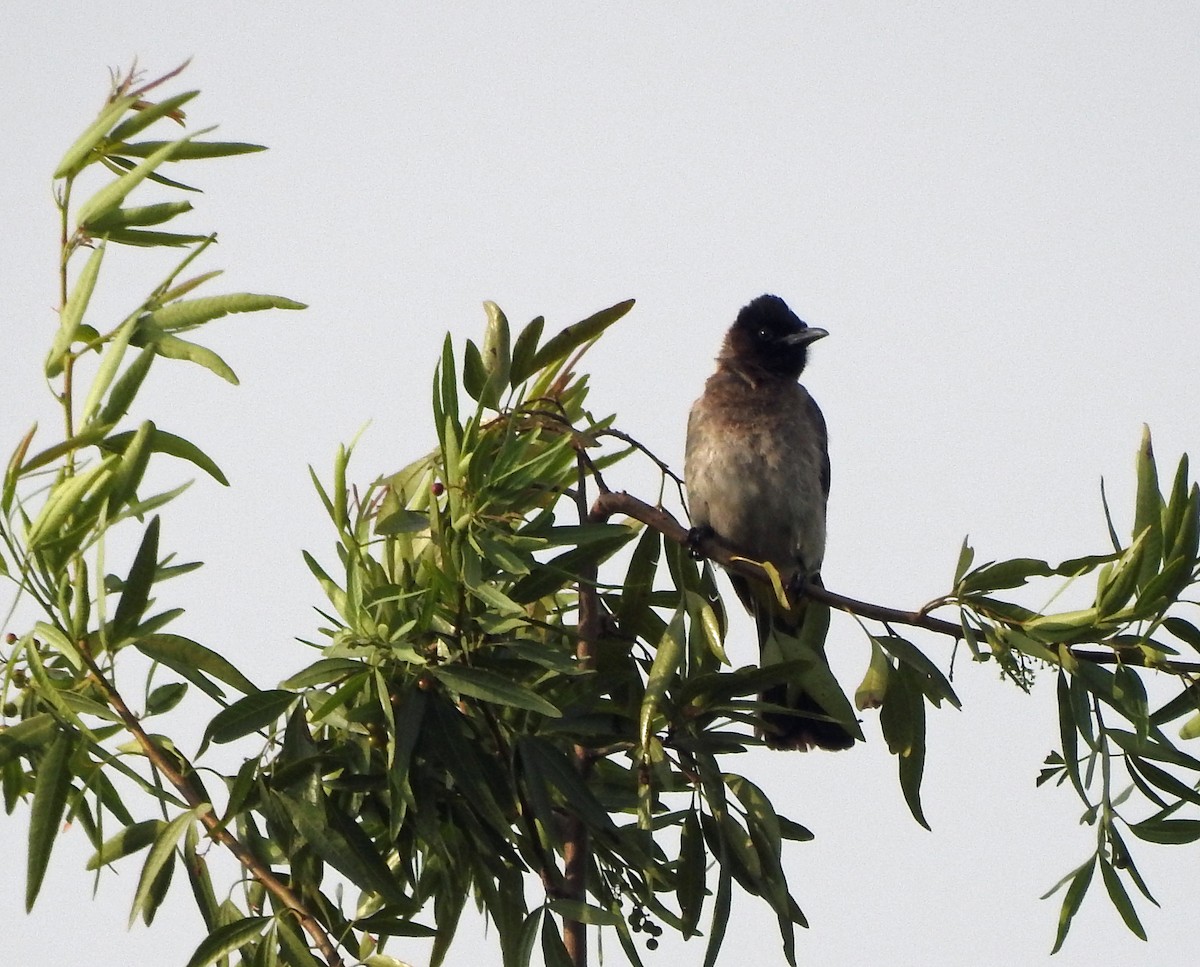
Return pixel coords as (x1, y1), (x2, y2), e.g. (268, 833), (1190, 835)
(686, 525), (713, 560)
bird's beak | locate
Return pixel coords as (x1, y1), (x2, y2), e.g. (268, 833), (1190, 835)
(781, 327), (829, 347)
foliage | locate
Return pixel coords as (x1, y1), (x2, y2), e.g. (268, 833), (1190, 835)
(2, 64), (1200, 967)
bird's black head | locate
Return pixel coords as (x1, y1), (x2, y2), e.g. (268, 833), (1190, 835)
(722, 294), (828, 380)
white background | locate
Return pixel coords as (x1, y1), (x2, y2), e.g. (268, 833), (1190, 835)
(1, 4), (1197, 965)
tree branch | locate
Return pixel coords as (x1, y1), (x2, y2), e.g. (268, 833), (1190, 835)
(78, 644), (346, 967)
(589, 490), (1200, 676)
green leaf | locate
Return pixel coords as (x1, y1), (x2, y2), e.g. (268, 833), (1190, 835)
(132, 325), (239, 384)
(432, 665), (561, 717)
(145, 293), (305, 332)
(106, 90), (199, 143)
(957, 557), (1053, 594)
(1129, 818), (1200, 845)
(509, 314), (545, 385)
(1099, 859), (1147, 941)
(640, 607), (686, 748)
(880, 663), (929, 829)
(0, 713), (57, 768)
(115, 139), (268, 160)
(183, 917), (271, 967)
(528, 299), (635, 375)
(86, 819), (167, 871)
(518, 737), (616, 833)
(25, 730), (75, 910)
(25, 454), (119, 548)
(89, 200), (194, 230)
(53, 93), (138, 178)
(129, 804), (209, 927)
(101, 228), (211, 248)
(80, 314), (139, 425)
(201, 689), (296, 749)
(46, 242), (105, 377)
(375, 508), (430, 535)
(101, 427), (228, 486)
(1057, 671), (1088, 801)
(98, 345), (156, 425)
(1164, 616), (1200, 656)
(952, 535), (974, 584)
(547, 899), (622, 927)
(277, 791), (399, 901)
(145, 681), (189, 716)
(135, 634), (259, 698)
(480, 300), (512, 407)
(1049, 856), (1096, 954)
(1132, 425), (1164, 592)
(77, 132), (207, 227)
(540, 911), (574, 967)
(113, 516), (160, 641)
(677, 809), (707, 937)
(874, 634), (960, 708)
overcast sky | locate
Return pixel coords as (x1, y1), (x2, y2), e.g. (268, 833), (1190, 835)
(2, 4), (1197, 965)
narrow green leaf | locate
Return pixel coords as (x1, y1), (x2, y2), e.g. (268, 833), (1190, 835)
(875, 634), (960, 708)
(540, 911), (574, 967)
(1057, 671), (1088, 801)
(0, 714), (57, 768)
(1132, 425), (1163, 592)
(202, 689), (296, 748)
(640, 607), (686, 748)
(273, 791), (406, 905)
(546, 899), (621, 927)
(1129, 818), (1200, 845)
(146, 293), (305, 332)
(432, 665), (561, 717)
(958, 557), (1053, 594)
(101, 228), (211, 248)
(129, 804), (209, 927)
(677, 809), (707, 937)
(952, 535), (974, 584)
(480, 300), (512, 407)
(77, 132), (206, 227)
(113, 516), (160, 641)
(80, 313), (139, 426)
(101, 427), (228, 486)
(509, 314), (545, 385)
(115, 139), (268, 160)
(529, 299), (635, 375)
(25, 730), (75, 910)
(47, 243), (106, 377)
(183, 917), (271, 967)
(53, 94), (138, 177)
(98, 345), (156, 425)
(1049, 857), (1095, 954)
(135, 634), (258, 697)
(89, 200), (194, 230)
(25, 455), (119, 549)
(133, 326), (239, 384)
(106, 90), (199, 143)
(1099, 859), (1147, 940)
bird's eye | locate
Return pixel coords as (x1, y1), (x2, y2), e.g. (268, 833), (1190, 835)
(756, 327), (771, 341)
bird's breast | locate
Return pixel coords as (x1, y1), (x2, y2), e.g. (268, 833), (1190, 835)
(684, 377), (827, 578)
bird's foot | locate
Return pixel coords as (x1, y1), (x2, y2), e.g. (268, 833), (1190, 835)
(686, 525), (714, 560)
(786, 572), (819, 601)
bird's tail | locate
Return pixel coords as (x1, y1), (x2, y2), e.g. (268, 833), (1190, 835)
(740, 575), (859, 752)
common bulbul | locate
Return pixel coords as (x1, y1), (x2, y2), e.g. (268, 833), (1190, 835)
(685, 294), (857, 751)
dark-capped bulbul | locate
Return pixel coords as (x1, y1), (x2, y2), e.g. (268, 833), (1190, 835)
(685, 294), (857, 751)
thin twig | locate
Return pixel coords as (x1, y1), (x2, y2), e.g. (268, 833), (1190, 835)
(589, 490), (1200, 676)
(78, 644), (346, 967)
(560, 452), (608, 967)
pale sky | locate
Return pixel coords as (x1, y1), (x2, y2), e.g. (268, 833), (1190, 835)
(2, 4), (1197, 965)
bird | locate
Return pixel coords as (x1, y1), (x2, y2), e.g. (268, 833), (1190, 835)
(684, 294), (857, 751)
